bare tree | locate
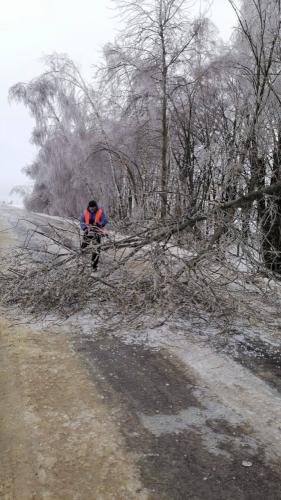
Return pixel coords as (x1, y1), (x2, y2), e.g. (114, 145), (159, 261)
(106, 0), (204, 219)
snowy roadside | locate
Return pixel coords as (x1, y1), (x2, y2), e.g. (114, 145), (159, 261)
(2, 205), (281, 342)
(1, 205), (281, 362)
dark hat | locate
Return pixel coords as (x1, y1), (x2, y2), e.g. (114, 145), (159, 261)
(88, 200), (98, 208)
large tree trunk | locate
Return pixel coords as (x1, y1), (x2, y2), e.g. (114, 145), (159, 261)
(159, 4), (169, 221)
(160, 86), (168, 219)
(261, 128), (281, 272)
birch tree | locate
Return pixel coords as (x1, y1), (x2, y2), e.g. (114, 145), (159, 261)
(108, 0), (203, 218)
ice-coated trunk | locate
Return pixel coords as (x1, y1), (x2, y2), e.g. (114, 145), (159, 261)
(159, 7), (169, 220)
(160, 76), (168, 219)
(261, 126), (281, 273)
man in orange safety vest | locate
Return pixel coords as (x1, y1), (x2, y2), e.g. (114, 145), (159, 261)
(80, 200), (107, 270)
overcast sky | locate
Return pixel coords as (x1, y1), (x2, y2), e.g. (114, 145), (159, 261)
(0, 0), (237, 204)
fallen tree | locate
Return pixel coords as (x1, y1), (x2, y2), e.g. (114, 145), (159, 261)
(2, 184), (281, 331)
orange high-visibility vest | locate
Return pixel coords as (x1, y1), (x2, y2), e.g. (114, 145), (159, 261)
(83, 208), (102, 225)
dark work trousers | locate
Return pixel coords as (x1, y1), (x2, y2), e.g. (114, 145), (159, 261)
(81, 231), (101, 269)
